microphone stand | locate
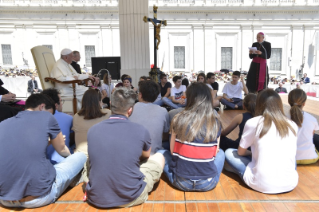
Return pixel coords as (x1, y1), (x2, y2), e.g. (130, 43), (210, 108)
(260, 43), (268, 89)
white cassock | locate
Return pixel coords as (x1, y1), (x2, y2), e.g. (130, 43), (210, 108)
(50, 58), (88, 107)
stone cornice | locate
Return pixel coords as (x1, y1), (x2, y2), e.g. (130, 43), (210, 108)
(0, 5), (319, 14)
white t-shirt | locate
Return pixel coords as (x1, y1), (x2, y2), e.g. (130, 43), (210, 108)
(206, 83), (213, 90)
(222, 81), (243, 99)
(240, 116), (299, 194)
(171, 85), (186, 100)
(101, 83), (114, 98)
(296, 112), (319, 160)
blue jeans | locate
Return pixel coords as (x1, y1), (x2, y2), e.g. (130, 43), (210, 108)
(157, 149), (225, 191)
(224, 148), (251, 181)
(153, 99), (164, 106)
(162, 97), (186, 109)
(220, 98), (243, 109)
(0, 152), (87, 208)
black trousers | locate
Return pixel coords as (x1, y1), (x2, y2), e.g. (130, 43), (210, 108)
(102, 97), (110, 106)
(0, 104), (22, 122)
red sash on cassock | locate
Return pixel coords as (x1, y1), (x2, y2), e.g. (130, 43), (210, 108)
(252, 57), (267, 91)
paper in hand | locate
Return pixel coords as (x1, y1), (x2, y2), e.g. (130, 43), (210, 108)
(249, 47), (257, 53)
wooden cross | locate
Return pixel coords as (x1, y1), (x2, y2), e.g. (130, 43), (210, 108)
(144, 5), (167, 71)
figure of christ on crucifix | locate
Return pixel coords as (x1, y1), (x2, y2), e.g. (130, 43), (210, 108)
(143, 6), (167, 50)
(144, 5), (167, 82)
(151, 20), (162, 50)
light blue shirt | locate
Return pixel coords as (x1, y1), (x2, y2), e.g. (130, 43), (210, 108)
(46, 110), (73, 164)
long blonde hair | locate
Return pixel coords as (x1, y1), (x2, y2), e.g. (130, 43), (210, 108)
(171, 82), (221, 143)
(288, 89), (306, 127)
(255, 89), (296, 138)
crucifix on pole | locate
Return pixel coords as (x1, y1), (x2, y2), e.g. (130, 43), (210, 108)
(143, 5), (167, 82)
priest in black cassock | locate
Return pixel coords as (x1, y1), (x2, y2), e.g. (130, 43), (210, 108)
(71, 51), (82, 74)
(246, 32), (271, 93)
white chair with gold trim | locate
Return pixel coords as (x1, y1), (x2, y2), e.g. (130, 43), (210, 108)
(31, 46), (91, 114)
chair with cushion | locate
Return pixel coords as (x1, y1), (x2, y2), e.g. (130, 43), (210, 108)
(31, 46), (92, 114)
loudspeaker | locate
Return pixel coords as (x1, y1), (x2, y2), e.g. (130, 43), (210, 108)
(91, 57), (121, 80)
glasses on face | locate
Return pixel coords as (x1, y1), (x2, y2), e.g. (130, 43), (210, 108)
(60, 99), (65, 105)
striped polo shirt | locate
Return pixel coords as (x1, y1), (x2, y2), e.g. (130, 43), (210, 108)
(170, 131), (220, 180)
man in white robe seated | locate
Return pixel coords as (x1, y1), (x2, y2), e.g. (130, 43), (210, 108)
(50, 48), (95, 109)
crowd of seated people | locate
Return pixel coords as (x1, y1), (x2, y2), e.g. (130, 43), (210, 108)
(271, 73), (318, 85)
(0, 67), (38, 77)
(1, 68), (319, 210)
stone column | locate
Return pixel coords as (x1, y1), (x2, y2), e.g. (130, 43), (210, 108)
(241, 25), (253, 72)
(290, 26), (304, 80)
(118, 0), (150, 87)
(193, 25), (204, 72)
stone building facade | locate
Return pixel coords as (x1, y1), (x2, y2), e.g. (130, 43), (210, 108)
(0, 0), (318, 81)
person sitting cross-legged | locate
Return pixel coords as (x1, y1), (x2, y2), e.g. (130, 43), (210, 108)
(224, 89), (298, 194)
(129, 80), (170, 154)
(115, 74), (128, 88)
(158, 82), (225, 192)
(101, 72), (114, 107)
(42, 88), (73, 165)
(197, 73), (220, 108)
(220, 94), (256, 151)
(162, 76), (187, 109)
(220, 71), (248, 110)
(113, 76), (137, 93)
(206, 72), (222, 102)
(288, 89), (319, 165)
(153, 74), (171, 106)
(73, 88), (111, 183)
(86, 87), (165, 208)
(0, 94), (86, 208)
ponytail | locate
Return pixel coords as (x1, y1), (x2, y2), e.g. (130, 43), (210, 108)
(289, 105), (303, 127)
(288, 89), (307, 127)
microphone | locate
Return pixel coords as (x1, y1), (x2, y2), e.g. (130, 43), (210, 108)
(260, 43), (267, 58)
